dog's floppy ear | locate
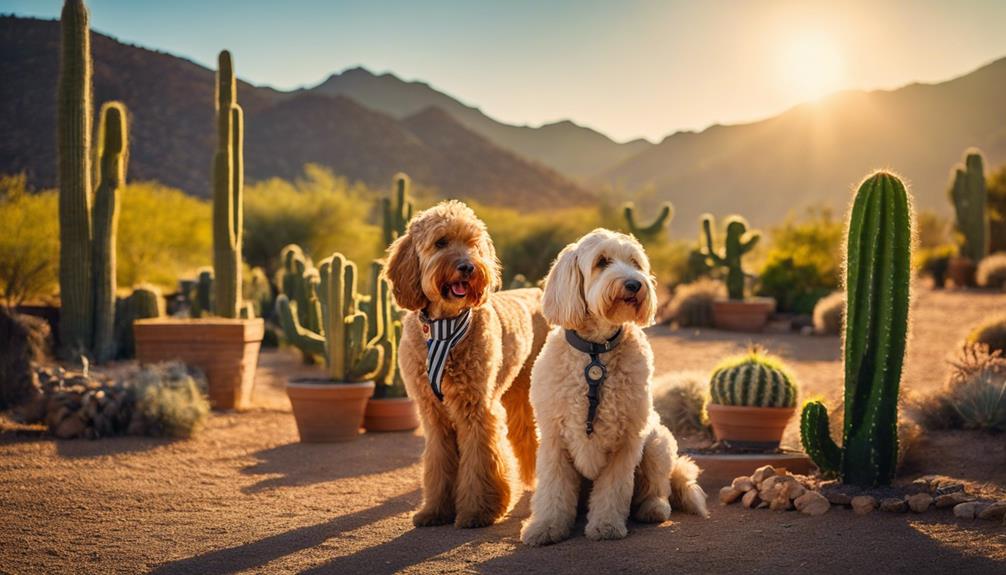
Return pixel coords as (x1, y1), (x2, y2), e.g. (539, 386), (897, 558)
(482, 234), (502, 294)
(385, 232), (427, 311)
(542, 242), (586, 328)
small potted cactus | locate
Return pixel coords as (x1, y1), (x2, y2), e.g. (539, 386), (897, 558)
(700, 214), (775, 331)
(276, 253), (399, 441)
(705, 346), (798, 448)
(947, 149), (988, 288)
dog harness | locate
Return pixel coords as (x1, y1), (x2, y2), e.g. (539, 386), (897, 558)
(420, 308), (472, 401)
(564, 327), (624, 435)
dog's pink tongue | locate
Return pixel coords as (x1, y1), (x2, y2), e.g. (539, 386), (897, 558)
(450, 283), (468, 297)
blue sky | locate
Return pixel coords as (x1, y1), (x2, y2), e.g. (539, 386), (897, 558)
(5, 0), (1006, 142)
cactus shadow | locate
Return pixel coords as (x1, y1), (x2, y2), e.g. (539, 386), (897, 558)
(240, 431), (424, 494)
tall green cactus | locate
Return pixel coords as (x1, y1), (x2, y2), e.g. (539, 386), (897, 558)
(623, 202), (673, 243)
(212, 50), (244, 318)
(700, 214), (760, 300)
(800, 171), (913, 486)
(91, 102), (128, 363)
(57, 0), (94, 356)
(382, 173), (414, 246)
(276, 254), (391, 382)
(949, 149), (988, 262)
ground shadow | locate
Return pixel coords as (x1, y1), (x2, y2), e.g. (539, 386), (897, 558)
(240, 432), (424, 493)
(0, 423), (176, 458)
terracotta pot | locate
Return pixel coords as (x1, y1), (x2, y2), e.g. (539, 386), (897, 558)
(364, 397), (420, 432)
(134, 318), (264, 410)
(711, 297), (775, 332)
(706, 403), (795, 448)
(948, 257), (977, 288)
(287, 379), (375, 442)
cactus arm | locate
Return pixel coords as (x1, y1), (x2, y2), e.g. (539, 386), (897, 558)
(740, 230), (760, 255)
(275, 295), (326, 357)
(700, 214), (725, 265)
(801, 401), (841, 476)
(623, 202), (673, 241)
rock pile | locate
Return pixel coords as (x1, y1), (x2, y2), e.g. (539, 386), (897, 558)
(719, 465), (830, 516)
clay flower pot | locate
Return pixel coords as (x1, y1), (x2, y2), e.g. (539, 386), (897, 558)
(948, 256), (977, 288)
(287, 379), (375, 442)
(134, 318), (264, 410)
(706, 403), (795, 449)
(364, 397), (420, 432)
(711, 297), (775, 332)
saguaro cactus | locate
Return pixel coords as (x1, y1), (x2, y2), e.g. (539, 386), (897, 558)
(623, 202), (673, 243)
(949, 149), (989, 262)
(212, 50), (244, 318)
(57, 0), (94, 356)
(800, 171), (913, 486)
(276, 254), (391, 382)
(91, 102), (128, 363)
(382, 173), (414, 246)
(700, 214), (760, 300)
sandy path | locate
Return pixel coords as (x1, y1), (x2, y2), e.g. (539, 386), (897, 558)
(1, 288), (1005, 574)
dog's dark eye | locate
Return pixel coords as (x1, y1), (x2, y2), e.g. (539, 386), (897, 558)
(596, 256), (610, 269)
(434, 237), (448, 249)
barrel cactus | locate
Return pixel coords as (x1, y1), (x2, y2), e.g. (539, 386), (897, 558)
(623, 202), (673, 243)
(212, 50), (245, 318)
(708, 347), (797, 408)
(700, 214), (760, 300)
(114, 284), (163, 359)
(800, 171), (914, 486)
(276, 254), (392, 382)
(382, 173), (414, 247)
(949, 149), (988, 262)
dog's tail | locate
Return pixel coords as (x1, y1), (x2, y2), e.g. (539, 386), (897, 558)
(669, 455), (709, 518)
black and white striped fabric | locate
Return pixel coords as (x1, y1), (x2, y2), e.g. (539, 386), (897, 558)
(421, 308), (472, 401)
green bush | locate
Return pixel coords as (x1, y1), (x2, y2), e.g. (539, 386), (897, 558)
(914, 244), (956, 288)
(911, 345), (1006, 433)
(968, 315), (1006, 354)
(0, 175), (60, 305)
(756, 208), (842, 314)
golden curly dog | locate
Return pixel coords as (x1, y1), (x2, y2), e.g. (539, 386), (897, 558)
(521, 229), (708, 546)
(384, 200), (547, 529)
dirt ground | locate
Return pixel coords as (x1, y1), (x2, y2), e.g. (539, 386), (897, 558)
(2, 288), (1005, 574)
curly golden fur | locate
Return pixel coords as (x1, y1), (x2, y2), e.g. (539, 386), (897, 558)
(521, 229), (708, 546)
(385, 200), (547, 529)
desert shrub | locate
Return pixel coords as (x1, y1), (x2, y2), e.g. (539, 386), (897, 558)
(914, 244), (956, 288)
(666, 278), (725, 327)
(0, 308), (49, 411)
(756, 208), (842, 314)
(967, 315), (1006, 355)
(988, 164), (1006, 253)
(915, 209), (953, 249)
(652, 371), (712, 437)
(812, 291), (844, 335)
(127, 362), (210, 438)
(976, 253), (1006, 289)
(910, 345), (1006, 433)
(0, 175), (59, 306)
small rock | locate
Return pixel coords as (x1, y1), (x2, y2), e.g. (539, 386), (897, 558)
(934, 482), (965, 497)
(977, 501), (1006, 521)
(880, 497), (908, 513)
(751, 465), (776, 484)
(794, 491), (830, 516)
(742, 489), (761, 509)
(719, 486), (743, 505)
(908, 493), (933, 513)
(756, 501), (769, 509)
(935, 492), (976, 508)
(770, 483), (794, 511)
(824, 490), (853, 506)
(787, 484), (807, 500)
(954, 501), (985, 519)
(851, 496), (877, 515)
(731, 476), (755, 492)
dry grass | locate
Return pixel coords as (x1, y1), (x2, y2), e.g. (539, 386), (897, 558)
(652, 370), (712, 438)
(908, 345), (1006, 433)
(812, 291), (844, 336)
(977, 253), (1006, 290)
(665, 278), (725, 328)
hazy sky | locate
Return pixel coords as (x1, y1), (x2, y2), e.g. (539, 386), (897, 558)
(5, 0), (1006, 142)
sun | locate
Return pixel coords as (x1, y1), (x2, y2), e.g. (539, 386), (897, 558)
(780, 31), (845, 102)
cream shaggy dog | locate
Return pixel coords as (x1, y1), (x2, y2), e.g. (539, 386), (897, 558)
(521, 229), (708, 546)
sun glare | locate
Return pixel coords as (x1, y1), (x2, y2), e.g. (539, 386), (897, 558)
(780, 31), (845, 102)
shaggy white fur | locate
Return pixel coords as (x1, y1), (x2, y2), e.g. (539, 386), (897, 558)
(521, 229), (708, 546)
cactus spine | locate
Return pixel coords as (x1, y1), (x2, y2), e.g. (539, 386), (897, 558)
(949, 149), (988, 262)
(800, 171), (913, 486)
(701, 214), (760, 300)
(212, 50), (244, 318)
(382, 173), (414, 246)
(91, 102), (128, 363)
(623, 202), (673, 243)
(709, 349), (797, 408)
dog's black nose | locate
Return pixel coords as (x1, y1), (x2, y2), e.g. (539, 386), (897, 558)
(457, 261), (475, 276)
(624, 279), (642, 293)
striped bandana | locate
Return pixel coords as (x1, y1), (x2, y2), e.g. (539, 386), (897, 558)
(420, 308), (472, 401)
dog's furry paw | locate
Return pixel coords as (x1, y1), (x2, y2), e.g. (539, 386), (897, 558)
(412, 508), (455, 527)
(584, 518), (628, 541)
(633, 497), (671, 523)
(520, 518), (571, 546)
(454, 509), (501, 529)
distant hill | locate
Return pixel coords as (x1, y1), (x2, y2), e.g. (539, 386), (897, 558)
(598, 58), (1006, 234)
(310, 67), (652, 180)
(0, 16), (591, 208)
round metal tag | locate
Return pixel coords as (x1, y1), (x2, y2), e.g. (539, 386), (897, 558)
(587, 364), (605, 380)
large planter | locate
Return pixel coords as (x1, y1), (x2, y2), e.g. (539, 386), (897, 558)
(706, 403), (795, 449)
(287, 379), (375, 442)
(134, 318), (264, 410)
(712, 297), (775, 332)
(948, 256), (977, 288)
(364, 397), (420, 432)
